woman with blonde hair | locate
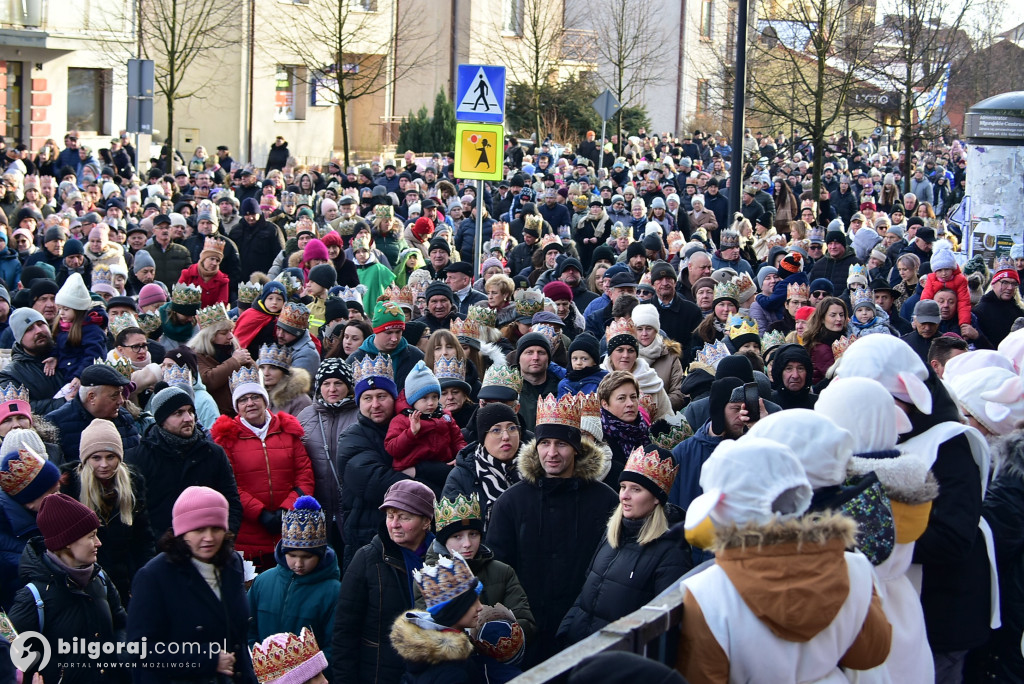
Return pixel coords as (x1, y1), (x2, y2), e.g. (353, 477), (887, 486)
(486, 273), (517, 327)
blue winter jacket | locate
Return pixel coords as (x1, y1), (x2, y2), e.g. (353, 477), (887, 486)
(557, 367), (609, 397)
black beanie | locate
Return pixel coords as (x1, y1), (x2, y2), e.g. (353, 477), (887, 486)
(592, 245), (615, 265)
(476, 402), (518, 437)
(715, 354), (754, 383)
(710, 377), (744, 435)
(308, 264), (337, 289)
(626, 241), (646, 260)
(568, 332), (601, 365)
(402, 320), (427, 345)
(30, 279), (59, 301)
(323, 297), (349, 323)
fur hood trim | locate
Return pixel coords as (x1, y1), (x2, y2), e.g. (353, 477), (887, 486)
(517, 436), (610, 485)
(993, 429), (1024, 480)
(269, 366), (311, 407)
(31, 415), (60, 445)
(711, 511), (857, 552)
(390, 614), (474, 664)
(848, 450), (940, 505)
(210, 410), (304, 446)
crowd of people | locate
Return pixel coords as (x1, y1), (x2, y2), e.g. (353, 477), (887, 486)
(0, 125), (1020, 684)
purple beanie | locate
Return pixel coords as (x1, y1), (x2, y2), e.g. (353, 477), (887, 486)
(139, 283), (168, 308)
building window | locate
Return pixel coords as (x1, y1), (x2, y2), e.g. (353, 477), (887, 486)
(275, 66), (307, 121)
(503, 0), (524, 36)
(3, 62), (24, 143)
(349, 0), (377, 10)
(67, 68), (108, 134)
(700, 0), (713, 39)
(697, 79), (711, 114)
(726, 4), (737, 60)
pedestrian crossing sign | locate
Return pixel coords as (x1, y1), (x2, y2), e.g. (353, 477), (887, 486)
(454, 122), (504, 181)
(455, 65), (506, 124)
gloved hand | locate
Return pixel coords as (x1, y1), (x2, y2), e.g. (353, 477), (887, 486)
(258, 509), (284, 535)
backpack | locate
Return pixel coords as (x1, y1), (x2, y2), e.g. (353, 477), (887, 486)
(24, 568), (110, 631)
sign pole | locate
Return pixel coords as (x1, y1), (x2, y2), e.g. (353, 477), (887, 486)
(597, 117), (608, 176)
(475, 179), (484, 279)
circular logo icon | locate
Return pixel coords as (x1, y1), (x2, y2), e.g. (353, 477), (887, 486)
(10, 631), (51, 673)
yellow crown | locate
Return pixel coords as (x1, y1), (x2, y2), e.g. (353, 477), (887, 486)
(250, 627), (327, 684)
(787, 281), (810, 299)
(467, 305), (497, 329)
(97, 356), (134, 380)
(536, 392), (581, 428)
(605, 317), (638, 343)
(832, 335), (852, 359)
(623, 445), (680, 495)
(728, 314), (759, 340)
(171, 282), (202, 306)
(610, 222), (632, 240)
(576, 392), (600, 420)
(238, 281), (262, 304)
(201, 236), (225, 256)
(434, 492), (482, 531)
(258, 343), (293, 368)
(514, 289), (544, 318)
(451, 316), (480, 340)
(109, 312), (140, 338)
(413, 553), (479, 612)
(524, 214), (543, 231)
(481, 364), (522, 393)
(379, 283), (413, 309)
(196, 303), (230, 330)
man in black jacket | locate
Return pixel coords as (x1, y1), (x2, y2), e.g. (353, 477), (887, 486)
(974, 267), (1024, 346)
(650, 260), (703, 361)
(770, 343), (817, 409)
(45, 364), (142, 463)
(230, 197), (284, 277)
(0, 309), (65, 414)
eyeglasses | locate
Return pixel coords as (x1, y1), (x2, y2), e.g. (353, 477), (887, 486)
(487, 426), (520, 437)
(812, 291), (828, 298)
(238, 394), (264, 405)
(120, 343), (148, 352)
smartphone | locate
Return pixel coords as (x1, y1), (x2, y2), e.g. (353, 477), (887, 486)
(743, 382), (759, 418)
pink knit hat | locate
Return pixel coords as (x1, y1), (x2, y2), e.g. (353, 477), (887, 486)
(302, 238), (329, 264)
(172, 486), (229, 536)
(88, 224), (109, 242)
(139, 283), (168, 308)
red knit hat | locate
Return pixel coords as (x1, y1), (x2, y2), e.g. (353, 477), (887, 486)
(993, 268), (1020, 285)
(37, 493), (100, 551)
(412, 217), (434, 241)
(321, 231), (343, 248)
(542, 280), (574, 302)
(795, 306), (816, 321)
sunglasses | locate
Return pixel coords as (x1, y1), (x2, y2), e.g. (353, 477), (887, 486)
(812, 291), (828, 297)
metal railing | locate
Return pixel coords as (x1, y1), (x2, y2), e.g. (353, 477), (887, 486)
(562, 28), (598, 64)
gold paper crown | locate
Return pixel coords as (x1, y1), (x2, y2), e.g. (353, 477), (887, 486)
(577, 392), (600, 420)
(696, 340), (730, 368)
(761, 329), (787, 351)
(258, 343), (293, 368)
(524, 214), (543, 231)
(229, 366), (262, 395)
(278, 302), (310, 330)
(109, 311), (140, 338)
(610, 222), (632, 240)
(380, 284), (414, 310)
(352, 234), (372, 253)
(196, 303), (230, 330)
(713, 279), (740, 303)
(481, 364), (522, 393)
(98, 356), (134, 380)
(787, 281), (810, 299)
(467, 305), (497, 329)
(91, 265), (113, 288)
(413, 553), (479, 611)
(163, 365), (192, 388)
(623, 445), (680, 495)
(353, 354), (394, 385)
(536, 392), (581, 428)
(832, 335), (852, 359)
(374, 204), (394, 220)
(735, 272), (755, 295)
(605, 317), (638, 343)
(531, 323), (558, 347)
(138, 311), (161, 335)
(433, 356), (466, 382)
(434, 492), (482, 531)
(171, 282), (202, 306)
(250, 627), (326, 684)
(491, 222), (508, 239)
(728, 314), (759, 339)
(0, 448), (46, 496)
(450, 316), (480, 340)
(0, 384), (30, 404)
(274, 272), (303, 297)
(650, 417), (693, 450)
(238, 281), (262, 304)
(539, 234), (563, 250)
(514, 289), (544, 318)
(851, 288), (874, 311)
(202, 236), (225, 256)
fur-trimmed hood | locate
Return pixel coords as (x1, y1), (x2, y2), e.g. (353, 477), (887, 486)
(210, 410), (304, 446)
(31, 414), (60, 445)
(268, 366), (311, 407)
(993, 428), (1024, 481)
(517, 436), (610, 485)
(389, 614), (474, 664)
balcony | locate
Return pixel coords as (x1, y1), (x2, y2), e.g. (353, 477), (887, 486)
(562, 28), (597, 64)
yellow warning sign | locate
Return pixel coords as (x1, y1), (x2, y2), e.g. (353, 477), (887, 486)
(454, 122), (504, 181)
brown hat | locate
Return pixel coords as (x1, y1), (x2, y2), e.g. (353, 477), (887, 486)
(378, 480), (435, 518)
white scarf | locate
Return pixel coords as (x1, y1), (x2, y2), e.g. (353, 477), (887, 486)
(241, 410), (273, 441)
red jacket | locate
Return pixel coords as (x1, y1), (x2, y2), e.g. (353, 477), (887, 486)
(385, 392), (466, 470)
(178, 263), (230, 308)
(234, 306), (277, 350)
(920, 268), (971, 327)
(809, 341), (835, 385)
(211, 411), (315, 559)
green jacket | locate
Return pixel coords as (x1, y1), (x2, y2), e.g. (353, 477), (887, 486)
(144, 240), (193, 289)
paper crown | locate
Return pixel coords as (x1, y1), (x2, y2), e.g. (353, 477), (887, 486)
(531, 323), (559, 347)
(0, 448), (47, 497)
(851, 288), (874, 310)
(832, 335), (852, 359)
(137, 311), (161, 335)
(610, 222), (632, 239)
(109, 311), (140, 338)
(282, 496), (327, 549)
(467, 305), (497, 329)
(201, 236), (225, 256)
(539, 234), (563, 250)
(163, 365), (192, 389)
(713, 279), (740, 303)
(351, 233), (372, 253)
(451, 316), (481, 340)
(353, 354), (394, 386)
(434, 492), (482, 531)
(196, 303), (230, 331)
(808, 226), (826, 243)
(91, 265), (114, 289)
(761, 329), (787, 351)
(278, 302), (310, 331)
(0, 384), (30, 404)
(97, 356), (134, 380)
(229, 366), (263, 395)
(523, 214), (543, 231)
(577, 392), (600, 420)
(238, 281), (262, 304)
(650, 417), (694, 450)
(847, 264), (867, 282)
(336, 285), (366, 305)
(536, 393), (581, 428)
(728, 315), (759, 339)
(766, 234), (788, 249)
(414, 552), (479, 612)
(605, 317), (638, 343)
(623, 445), (680, 495)
(374, 204), (394, 220)
(735, 271), (755, 294)
(250, 627), (327, 684)
(258, 343), (293, 369)
(381, 284), (414, 310)
(481, 364), (522, 393)
(490, 222), (508, 239)
(696, 340), (730, 369)
(995, 255), (1014, 272)
(514, 289), (544, 318)
(787, 281), (810, 299)
(171, 282), (202, 306)
(275, 272), (303, 297)
(433, 356), (467, 382)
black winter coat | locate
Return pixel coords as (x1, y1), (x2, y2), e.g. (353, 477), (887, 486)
(558, 506), (691, 645)
(9, 537), (129, 684)
(125, 424), (243, 540)
(443, 442), (526, 527)
(655, 295), (704, 363)
(332, 526), (426, 684)
(0, 342), (67, 415)
(486, 438), (617, 666)
(230, 217), (285, 277)
(59, 465), (156, 603)
(808, 247), (860, 294)
(45, 399), (141, 464)
(974, 290), (1024, 347)
(126, 551), (258, 683)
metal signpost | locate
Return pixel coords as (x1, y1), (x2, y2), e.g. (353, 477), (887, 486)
(592, 89), (621, 172)
(127, 59), (155, 174)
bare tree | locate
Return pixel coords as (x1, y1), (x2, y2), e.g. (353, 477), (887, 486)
(744, 0), (873, 200)
(487, 0), (568, 142)
(275, 0), (435, 167)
